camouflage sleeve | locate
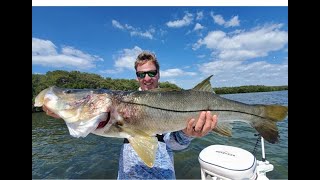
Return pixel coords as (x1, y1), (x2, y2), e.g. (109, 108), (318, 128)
(163, 130), (194, 150)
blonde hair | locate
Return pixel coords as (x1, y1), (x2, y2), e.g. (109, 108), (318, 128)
(134, 51), (160, 71)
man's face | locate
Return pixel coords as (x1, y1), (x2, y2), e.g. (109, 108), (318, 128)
(136, 61), (159, 90)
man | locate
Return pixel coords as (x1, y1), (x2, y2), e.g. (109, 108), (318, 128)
(117, 51), (217, 179)
(43, 51), (218, 179)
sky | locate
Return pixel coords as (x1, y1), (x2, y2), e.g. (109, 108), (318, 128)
(32, 6), (288, 89)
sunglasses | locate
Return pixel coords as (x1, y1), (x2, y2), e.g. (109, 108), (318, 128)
(136, 70), (158, 78)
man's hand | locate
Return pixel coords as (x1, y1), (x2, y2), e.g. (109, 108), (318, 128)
(182, 111), (217, 137)
(42, 105), (61, 119)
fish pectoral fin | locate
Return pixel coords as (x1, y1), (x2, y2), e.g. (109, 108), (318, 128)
(127, 135), (158, 168)
(119, 126), (158, 168)
(213, 122), (233, 137)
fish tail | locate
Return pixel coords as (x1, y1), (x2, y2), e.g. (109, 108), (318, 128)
(262, 105), (288, 122)
(253, 105), (288, 144)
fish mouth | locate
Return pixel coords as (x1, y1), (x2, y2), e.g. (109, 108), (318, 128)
(96, 112), (110, 129)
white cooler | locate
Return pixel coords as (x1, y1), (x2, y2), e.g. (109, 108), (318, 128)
(198, 145), (257, 180)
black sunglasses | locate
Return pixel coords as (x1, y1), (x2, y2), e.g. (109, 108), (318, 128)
(136, 70), (158, 78)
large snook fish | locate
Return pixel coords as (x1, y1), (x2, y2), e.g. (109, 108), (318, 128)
(34, 76), (288, 167)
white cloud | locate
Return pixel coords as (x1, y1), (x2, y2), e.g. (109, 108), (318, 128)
(198, 59), (288, 87)
(32, 37), (57, 56)
(159, 29), (168, 36)
(112, 20), (124, 29)
(111, 19), (155, 39)
(211, 13), (240, 28)
(32, 38), (102, 69)
(196, 11), (204, 20)
(61, 46), (103, 62)
(212, 14), (225, 25)
(166, 13), (193, 28)
(160, 68), (196, 77)
(130, 28), (155, 39)
(193, 24), (288, 61)
(200, 60), (242, 75)
(193, 23), (204, 31)
(192, 23), (288, 87)
(225, 16), (240, 27)
(197, 54), (206, 58)
(103, 46), (143, 74)
(124, 24), (135, 30)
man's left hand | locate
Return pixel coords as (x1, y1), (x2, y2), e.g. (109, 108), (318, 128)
(182, 111), (217, 137)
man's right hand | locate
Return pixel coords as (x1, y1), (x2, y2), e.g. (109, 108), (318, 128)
(43, 105), (61, 119)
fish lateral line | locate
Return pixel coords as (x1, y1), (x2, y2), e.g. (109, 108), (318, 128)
(119, 100), (267, 119)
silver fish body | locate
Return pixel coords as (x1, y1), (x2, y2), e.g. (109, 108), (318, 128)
(34, 77), (288, 167)
(106, 90), (279, 138)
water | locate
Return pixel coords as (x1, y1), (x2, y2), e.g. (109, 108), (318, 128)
(32, 90), (288, 179)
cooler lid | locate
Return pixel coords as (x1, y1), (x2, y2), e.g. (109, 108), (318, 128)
(199, 145), (256, 170)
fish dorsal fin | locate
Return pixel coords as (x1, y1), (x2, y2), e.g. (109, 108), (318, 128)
(212, 122), (233, 137)
(192, 75), (215, 93)
(119, 126), (158, 167)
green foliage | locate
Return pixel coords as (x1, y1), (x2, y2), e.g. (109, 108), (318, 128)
(159, 81), (181, 90)
(213, 85), (288, 94)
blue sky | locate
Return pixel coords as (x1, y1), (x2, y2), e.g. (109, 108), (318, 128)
(32, 7), (288, 89)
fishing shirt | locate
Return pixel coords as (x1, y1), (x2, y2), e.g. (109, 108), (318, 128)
(117, 130), (194, 179)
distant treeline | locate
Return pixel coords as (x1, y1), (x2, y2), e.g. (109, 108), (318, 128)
(213, 85), (288, 94)
(32, 70), (287, 112)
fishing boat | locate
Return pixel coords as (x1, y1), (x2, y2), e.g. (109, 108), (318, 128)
(198, 136), (274, 180)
